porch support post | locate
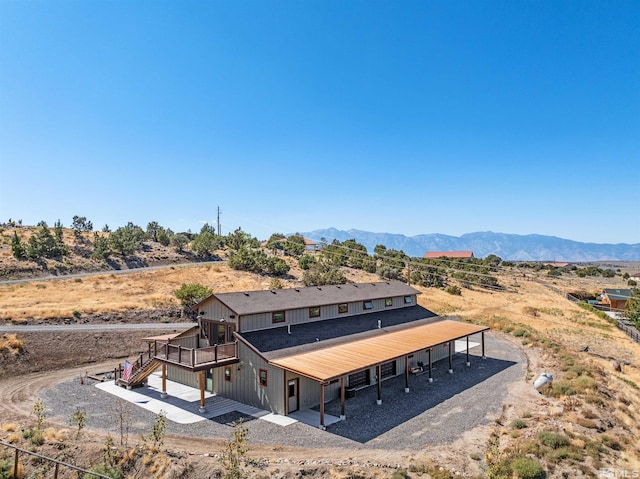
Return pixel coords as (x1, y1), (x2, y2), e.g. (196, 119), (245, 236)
(198, 370), (206, 413)
(466, 336), (471, 366)
(448, 341), (454, 374)
(160, 364), (167, 399)
(482, 331), (486, 359)
(428, 348), (433, 383)
(404, 356), (410, 393)
(340, 376), (346, 420)
(376, 364), (382, 405)
(319, 382), (326, 430)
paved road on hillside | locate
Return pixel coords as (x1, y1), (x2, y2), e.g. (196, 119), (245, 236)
(0, 323), (192, 333)
(0, 260), (225, 285)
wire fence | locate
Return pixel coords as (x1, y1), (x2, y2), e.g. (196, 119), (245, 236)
(0, 440), (112, 479)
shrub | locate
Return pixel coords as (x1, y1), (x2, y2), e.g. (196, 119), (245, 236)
(83, 464), (123, 479)
(511, 457), (545, 479)
(600, 434), (622, 451)
(390, 470), (410, 479)
(576, 417), (597, 429)
(513, 329), (528, 337)
(511, 419), (527, 430)
(538, 431), (570, 449)
(445, 285), (461, 296)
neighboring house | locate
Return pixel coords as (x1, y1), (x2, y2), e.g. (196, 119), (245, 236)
(630, 272), (640, 282)
(601, 288), (633, 311)
(302, 237), (318, 251)
(424, 251), (474, 259)
(118, 281), (488, 429)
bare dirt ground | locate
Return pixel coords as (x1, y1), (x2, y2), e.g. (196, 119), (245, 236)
(1, 263), (640, 478)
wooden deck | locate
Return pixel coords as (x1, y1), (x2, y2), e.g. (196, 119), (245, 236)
(116, 338), (239, 386)
(153, 340), (238, 370)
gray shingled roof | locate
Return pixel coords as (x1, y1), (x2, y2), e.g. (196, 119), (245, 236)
(212, 281), (421, 316)
(603, 288), (633, 301)
(238, 304), (439, 359)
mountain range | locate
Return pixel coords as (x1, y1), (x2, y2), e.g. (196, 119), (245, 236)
(298, 228), (640, 262)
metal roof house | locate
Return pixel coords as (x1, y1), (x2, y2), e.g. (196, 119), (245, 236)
(424, 251), (475, 259)
(118, 281), (488, 429)
(601, 288), (633, 311)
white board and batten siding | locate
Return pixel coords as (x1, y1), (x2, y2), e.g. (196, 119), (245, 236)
(240, 293), (418, 333)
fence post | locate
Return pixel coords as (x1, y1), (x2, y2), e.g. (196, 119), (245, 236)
(13, 448), (19, 478)
(191, 348), (195, 367)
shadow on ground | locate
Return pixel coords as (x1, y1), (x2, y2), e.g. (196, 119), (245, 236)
(320, 353), (517, 443)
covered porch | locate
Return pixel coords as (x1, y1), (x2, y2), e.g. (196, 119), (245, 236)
(270, 319), (489, 429)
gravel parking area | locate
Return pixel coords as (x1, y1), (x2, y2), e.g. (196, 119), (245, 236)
(42, 333), (524, 451)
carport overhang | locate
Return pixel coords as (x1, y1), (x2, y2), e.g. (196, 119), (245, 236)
(269, 319), (489, 429)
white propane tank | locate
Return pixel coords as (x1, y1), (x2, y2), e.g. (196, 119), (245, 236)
(534, 373), (553, 390)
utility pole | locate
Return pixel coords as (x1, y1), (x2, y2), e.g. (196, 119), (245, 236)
(217, 206), (221, 236)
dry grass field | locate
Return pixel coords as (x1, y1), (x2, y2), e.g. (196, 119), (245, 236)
(1, 255), (640, 477)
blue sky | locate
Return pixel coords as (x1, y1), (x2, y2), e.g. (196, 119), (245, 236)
(1, 0), (638, 244)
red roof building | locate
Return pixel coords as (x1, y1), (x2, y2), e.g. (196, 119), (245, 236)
(423, 251), (474, 259)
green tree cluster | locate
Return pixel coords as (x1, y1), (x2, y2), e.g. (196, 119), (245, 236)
(624, 288), (640, 327)
(72, 215), (93, 237)
(302, 257), (347, 286)
(191, 224), (224, 258)
(228, 246), (290, 276)
(175, 283), (213, 308)
(22, 223), (68, 259)
(109, 222), (146, 256)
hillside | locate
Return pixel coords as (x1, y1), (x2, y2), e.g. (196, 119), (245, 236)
(1, 261), (640, 478)
(0, 225), (205, 280)
(302, 228), (640, 262)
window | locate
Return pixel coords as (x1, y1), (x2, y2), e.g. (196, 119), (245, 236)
(309, 307), (320, 318)
(404, 296), (413, 304)
(259, 369), (268, 386)
(338, 303), (348, 314)
(363, 300), (373, 310)
(272, 311), (285, 324)
(224, 367), (231, 382)
(385, 298), (393, 307)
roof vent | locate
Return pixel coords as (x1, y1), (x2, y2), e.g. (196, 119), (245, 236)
(372, 283), (376, 286)
(317, 287), (322, 290)
(243, 292), (249, 296)
(295, 288), (300, 292)
(336, 285), (341, 288)
(353, 284), (358, 288)
(271, 290), (276, 294)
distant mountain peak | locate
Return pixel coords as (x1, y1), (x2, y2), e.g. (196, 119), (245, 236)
(298, 228), (640, 262)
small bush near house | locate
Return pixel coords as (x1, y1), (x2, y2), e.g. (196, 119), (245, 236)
(511, 457), (545, 479)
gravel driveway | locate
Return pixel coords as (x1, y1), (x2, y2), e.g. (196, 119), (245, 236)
(42, 333), (524, 451)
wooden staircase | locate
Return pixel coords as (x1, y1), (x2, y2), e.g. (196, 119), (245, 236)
(115, 353), (160, 388)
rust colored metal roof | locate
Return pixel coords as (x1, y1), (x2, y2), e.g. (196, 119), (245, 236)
(423, 251), (474, 258)
(269, 319), (488, 382)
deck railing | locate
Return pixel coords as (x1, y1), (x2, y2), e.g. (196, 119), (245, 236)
(154, 340), (238, 368)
